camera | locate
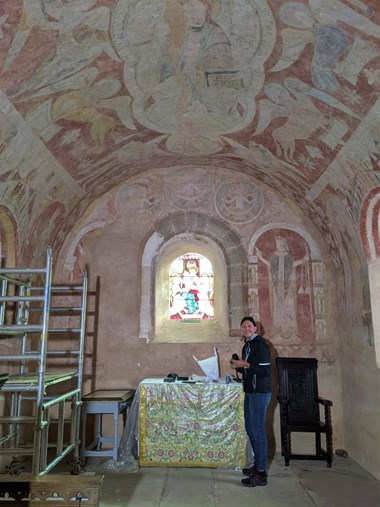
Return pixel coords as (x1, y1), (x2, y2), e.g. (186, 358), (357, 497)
(229, 353), (243, 382)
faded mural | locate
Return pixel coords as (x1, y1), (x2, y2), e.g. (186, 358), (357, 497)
(1, 0), (380, 481)
(0, 0), (379, 355)
(59, 167), (333, 362)
(112, 0), (275, 154)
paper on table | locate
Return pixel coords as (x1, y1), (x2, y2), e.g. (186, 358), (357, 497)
(193, 347), (219, 381)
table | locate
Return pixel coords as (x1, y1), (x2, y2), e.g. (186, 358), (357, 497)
(81, 389), (135, 461)
(138, 379), (245, 468)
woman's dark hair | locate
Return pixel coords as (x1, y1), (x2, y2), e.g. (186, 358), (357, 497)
(240, 316), (256, 327)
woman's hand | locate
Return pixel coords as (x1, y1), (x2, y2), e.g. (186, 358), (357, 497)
(230, 359), (249, 369)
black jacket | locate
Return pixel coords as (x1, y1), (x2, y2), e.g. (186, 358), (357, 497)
(239, 334), (271, 394)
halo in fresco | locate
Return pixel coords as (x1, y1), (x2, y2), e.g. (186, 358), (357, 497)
(164, 167), (214, 210)
(111, 0), (276, 154)
(215, 181), (263, 223)
(116, 183), (162, 216)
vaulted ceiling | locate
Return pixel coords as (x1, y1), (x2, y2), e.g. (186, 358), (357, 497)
(0, 0), (380, 265)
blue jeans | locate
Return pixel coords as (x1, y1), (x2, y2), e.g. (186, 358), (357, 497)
(244, 392), (271, 472)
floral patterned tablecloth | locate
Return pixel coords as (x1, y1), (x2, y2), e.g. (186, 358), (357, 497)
(139, 379), (245, 468)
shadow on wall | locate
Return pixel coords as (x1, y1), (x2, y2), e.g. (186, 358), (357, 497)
(262, 322), (279, 464)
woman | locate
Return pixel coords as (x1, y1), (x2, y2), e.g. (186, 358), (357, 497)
(230, 316), (272, 487)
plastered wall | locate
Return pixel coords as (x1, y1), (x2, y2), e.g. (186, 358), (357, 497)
(54, 166), (348, 464)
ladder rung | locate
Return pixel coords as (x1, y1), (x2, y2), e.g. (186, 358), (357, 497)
(0, 275), (29, 287)
(50, 307), (82, 312)
(0, 354), (41, 361)
(0, 326), (81, 334)
(51, 286), (84, 292)
(0, 447), (34, 455)
(0, 325), (43, 334)
(48, 328), (81, 333)
(0, 296), (45, 302)
(0, 268), (46, 275)
(46, 350), (80, 356)
(0, 416), (36, 424)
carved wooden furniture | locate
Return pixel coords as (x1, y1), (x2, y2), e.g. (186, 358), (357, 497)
(81, 389), (135, 461)
(276, 357), (333, 467)
(0, 474), (104, 506)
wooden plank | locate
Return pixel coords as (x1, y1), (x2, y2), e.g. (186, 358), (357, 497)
(0, 474), (104, 484)
(82, 389), (135, 402)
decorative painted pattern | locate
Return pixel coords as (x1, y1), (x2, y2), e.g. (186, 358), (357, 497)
(139, 380), (245, 467)
(215, 181), (263, 223)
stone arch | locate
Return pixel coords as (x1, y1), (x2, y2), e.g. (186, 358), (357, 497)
(247, 222), (326, 349)
(360, 188), (380, 263)
(360, 189), (380, 367)
(0, 206), (18, 267)
(248, 223), (321, 260)
(139, 212), (248, 342)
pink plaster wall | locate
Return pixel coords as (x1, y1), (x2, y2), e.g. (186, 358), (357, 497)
(54, 168), (337, 392)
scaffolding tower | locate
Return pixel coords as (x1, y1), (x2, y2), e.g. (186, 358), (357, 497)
(0, 247), (87, 475)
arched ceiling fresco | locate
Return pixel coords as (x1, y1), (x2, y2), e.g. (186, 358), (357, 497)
(0, 0), (379, 263)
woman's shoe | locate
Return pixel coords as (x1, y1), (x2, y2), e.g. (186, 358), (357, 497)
(242, 465), (267, 478)
(241, 472), (268, 487)
(242, 465), (257, 476)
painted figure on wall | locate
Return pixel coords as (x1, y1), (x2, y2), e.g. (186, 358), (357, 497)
(253, 77), (361, 163)
(271, 0), (380, 92)
(162, 0), (240, 114)
(112, 0), (276, 153)
(169, 253), (214, 320)
(255, 235), (312, 340)
(143, 0), (247, 137)
(5, 0), (120, 98)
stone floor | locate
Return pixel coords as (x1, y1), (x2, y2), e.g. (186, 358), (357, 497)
(82, 453), (380, 507)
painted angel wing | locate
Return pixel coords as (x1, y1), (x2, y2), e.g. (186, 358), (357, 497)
(98, 96), (136, 131)
(2, 0), (47, 71)
(309, 0), (380, 38)
(283, 77), (361, 119)
(253, 98), (288, 137)
(270, 28), (312, 73)
(17, 68), (99, 102)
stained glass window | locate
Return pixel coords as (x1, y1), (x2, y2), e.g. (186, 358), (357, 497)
(169, 253), (214, 320)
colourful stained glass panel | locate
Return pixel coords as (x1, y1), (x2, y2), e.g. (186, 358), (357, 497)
(169, 253), (214, 320)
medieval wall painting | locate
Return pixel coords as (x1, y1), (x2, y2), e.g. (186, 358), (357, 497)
(214, 181), (263, 224)
(0, 0), (378, 246)
(112, 0), (276, 154)
(249, 226), (331, 361)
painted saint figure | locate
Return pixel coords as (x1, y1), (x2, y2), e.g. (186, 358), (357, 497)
(169, 254), (214, 319)
(157, 0), (244, 122)
(256, 237), (310, 340)
(178, 0), (241, 111)
(112, 0), (276, 153)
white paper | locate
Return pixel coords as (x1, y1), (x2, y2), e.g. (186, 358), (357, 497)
(193, 347), (220, 381)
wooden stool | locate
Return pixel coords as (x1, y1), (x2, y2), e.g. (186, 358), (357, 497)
(0, 474), (104, 506)
(81, 389), (135, 461)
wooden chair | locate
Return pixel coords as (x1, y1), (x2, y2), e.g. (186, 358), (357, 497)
(276, 357), (333, 467)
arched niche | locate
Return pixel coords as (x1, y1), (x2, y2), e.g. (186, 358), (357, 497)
(0, 206), (18, 266)
(139, 212), (248, 342)
(361, 189), (380, 367)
